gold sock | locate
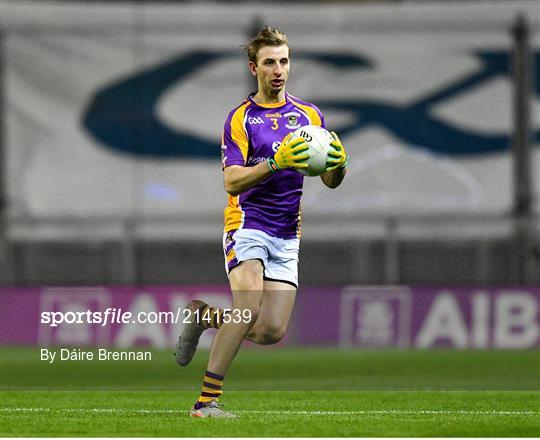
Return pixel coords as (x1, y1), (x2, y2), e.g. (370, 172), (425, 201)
(197, 370), (224, 403)
(199, 305), (224, 330)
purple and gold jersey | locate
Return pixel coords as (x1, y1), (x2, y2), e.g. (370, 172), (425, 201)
(221, 93), (326, 239)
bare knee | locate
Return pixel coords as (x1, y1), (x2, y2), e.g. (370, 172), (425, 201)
(252, 323), (287, 345)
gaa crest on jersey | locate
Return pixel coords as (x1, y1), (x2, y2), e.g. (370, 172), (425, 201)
(285, 112), (301, 129)
(248, 116), (264, 125)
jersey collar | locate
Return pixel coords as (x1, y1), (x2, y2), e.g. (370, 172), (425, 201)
(248, 92), (289, 109)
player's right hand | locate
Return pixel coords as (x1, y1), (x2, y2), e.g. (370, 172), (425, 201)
(270, 133), (309, 171)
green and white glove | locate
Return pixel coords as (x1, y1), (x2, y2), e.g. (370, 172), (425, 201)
(326, 131), (349, 171)
(268, 133), (309, 173)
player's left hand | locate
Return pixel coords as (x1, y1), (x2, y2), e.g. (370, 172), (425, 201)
(326, 131), (349, 171)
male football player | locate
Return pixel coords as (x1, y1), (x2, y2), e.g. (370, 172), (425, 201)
(175, 27), (349, 418)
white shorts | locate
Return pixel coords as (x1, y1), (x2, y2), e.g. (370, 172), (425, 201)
(223, 228), (300, 288)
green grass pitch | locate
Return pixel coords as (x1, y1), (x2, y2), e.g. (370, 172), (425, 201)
(1, 347), (539, 436)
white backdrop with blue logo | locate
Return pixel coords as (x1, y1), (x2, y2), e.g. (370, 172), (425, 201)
(2, 1), (539, 239)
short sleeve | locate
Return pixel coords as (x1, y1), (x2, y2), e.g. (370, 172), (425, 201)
(221, 104), (250, 169)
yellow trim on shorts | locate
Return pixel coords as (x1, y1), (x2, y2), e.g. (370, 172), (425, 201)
(226, 249), (236, 262)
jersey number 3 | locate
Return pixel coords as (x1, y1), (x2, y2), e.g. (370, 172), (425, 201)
(270, 118), (279, 130)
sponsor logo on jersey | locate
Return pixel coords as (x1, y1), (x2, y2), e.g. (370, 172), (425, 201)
(272, 140), (281, 153)
(265, 112), (283, 118)
(284, 112), (301, 129)
(246, 156), (268, 165)
(248, 116), (265, 125)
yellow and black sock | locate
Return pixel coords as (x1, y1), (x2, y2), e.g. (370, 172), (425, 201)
(198, 305), (223, 330)
(194, 370), (224, 408)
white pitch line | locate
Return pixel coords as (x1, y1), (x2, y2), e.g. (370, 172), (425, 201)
(246, 410), (539, 416)
(0, 408), (537, 416)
